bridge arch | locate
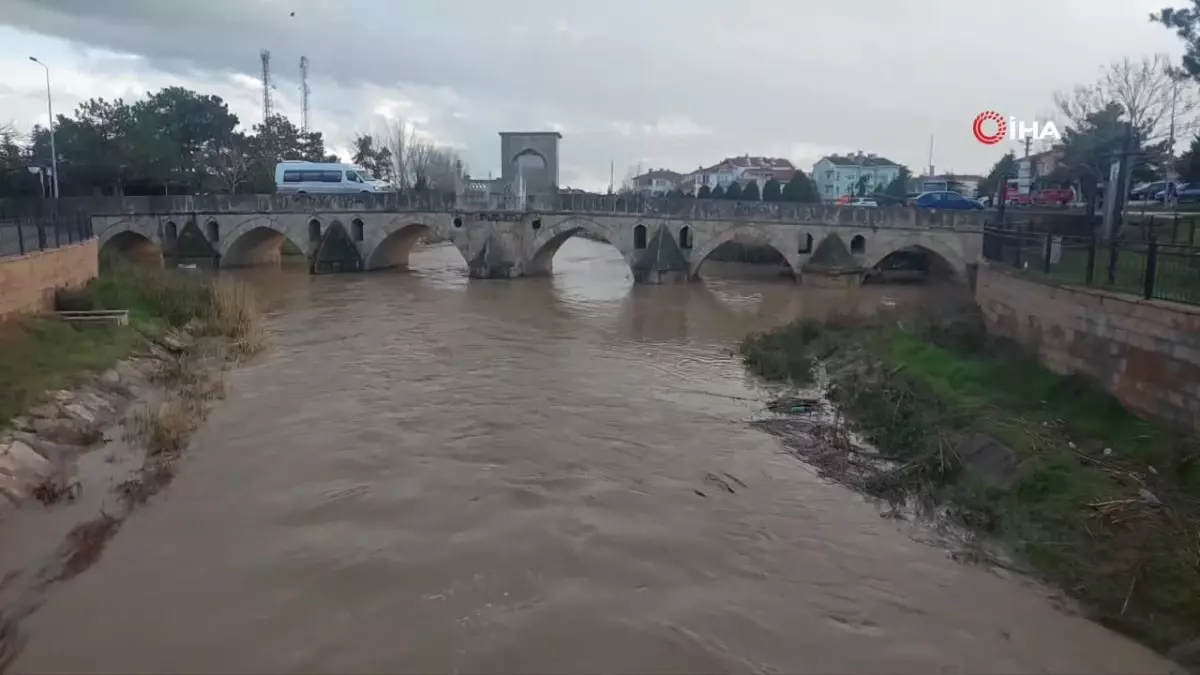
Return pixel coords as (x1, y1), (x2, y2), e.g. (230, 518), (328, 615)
(689, 226), (797, 279)
(526, 216), (629, 276)
(217, 215), (309, 268)
(362, 216), (458, 271)
(861, 236), (967, 278)
(100, 229), (162, 267)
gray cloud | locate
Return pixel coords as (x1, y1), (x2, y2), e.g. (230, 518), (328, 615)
(0, 0), (1187, 189)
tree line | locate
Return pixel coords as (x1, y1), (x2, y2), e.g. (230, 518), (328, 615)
(0, 86), (466, 200)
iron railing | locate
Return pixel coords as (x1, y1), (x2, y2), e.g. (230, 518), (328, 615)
(0, 203), (93, 258)
(982, 225), (1200, 306)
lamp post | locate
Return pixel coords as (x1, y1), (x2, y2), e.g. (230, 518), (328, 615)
(28, 56), (59, 199)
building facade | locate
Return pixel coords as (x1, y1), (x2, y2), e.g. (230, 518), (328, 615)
(813, 153), (902, 201)
(629, 169), (683, 196)
(679, 156), (796, 193)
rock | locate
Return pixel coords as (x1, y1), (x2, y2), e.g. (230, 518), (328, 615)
(0, 441), (55, 479)
(30, 419), (100, 447)
(8, 417), (33, 433)
(25, 403), (60, 420)
(115, 361), (141, 381)
(1138, 487), (1162, 507)
(49, 390), (73, 404)
(158, 331), (192, 353)
(61, 403), (97, 425)
(0, 474), (25, 504)
(954, 434), (1019, 488)
(100, 369), (121, 386)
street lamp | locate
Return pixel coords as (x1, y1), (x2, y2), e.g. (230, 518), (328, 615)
(28, 56), (59, 199)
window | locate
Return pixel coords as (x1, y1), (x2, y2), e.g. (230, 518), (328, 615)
(634, 224), (647, 250)
(322, 170), (343, 183)
(850, 235), (866, 254)
(824, 185), (832, 194)
(283, 170), (303, 183)
(351, 218), (364, 242)
(679, 226), (692, 250)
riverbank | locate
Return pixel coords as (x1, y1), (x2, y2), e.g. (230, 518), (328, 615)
(741, 309), (1200, 662)
(0, 264), (267, 671)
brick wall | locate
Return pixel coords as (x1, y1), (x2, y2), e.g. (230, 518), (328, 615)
(0, 240), (99, 319)
(975, 263), (1200, 433)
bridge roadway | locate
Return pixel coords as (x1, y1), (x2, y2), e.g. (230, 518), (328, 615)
(88, 193), (987, 283)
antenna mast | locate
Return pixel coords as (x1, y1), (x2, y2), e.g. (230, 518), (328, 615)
(260, 49), (273, 123)
(299, 55), (311, 133)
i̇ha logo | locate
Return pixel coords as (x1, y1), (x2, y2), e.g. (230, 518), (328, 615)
(972, 111), (1061, 145)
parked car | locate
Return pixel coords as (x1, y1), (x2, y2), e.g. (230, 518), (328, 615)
(1154, 183), (1200, 203)
(910, 191), (985, 211)
(1032, 188), (1075, 206)
(849, 197), (878, 208)
(1130, 181), (1166, 201)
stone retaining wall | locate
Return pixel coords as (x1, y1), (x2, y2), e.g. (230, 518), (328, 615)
(0, 240), (99, 319)
(975, 262), (1200, 433)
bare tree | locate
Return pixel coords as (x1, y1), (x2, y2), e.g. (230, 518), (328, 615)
(1054, 54), (1198, 146)
(204, 134), (252, 194)
(381, 117), (465, 192)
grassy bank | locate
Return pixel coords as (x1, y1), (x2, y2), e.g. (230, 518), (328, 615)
(741, 313), (1200, 654)
(0, 264), (266, 429)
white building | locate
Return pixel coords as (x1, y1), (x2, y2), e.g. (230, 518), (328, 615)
(812, 152), (902, 201)
(628, 169), (683, 196)
(679, 156), (796, 193)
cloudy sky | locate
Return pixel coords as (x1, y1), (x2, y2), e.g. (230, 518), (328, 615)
(0, 0), (1188, 191)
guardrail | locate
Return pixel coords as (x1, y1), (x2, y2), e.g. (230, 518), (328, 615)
(0, 205), (93, 258)
(982, 226), (1200, 306)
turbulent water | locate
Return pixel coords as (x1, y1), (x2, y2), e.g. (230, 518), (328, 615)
(4, 239), (1178, 673)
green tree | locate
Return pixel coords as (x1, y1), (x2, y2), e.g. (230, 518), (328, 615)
(977, 152), (1016, 200)
(1059, 102), (1127, 208)
(781, 169), (819, 202)
(761, 178), (781, 201)
(883, 166), (912, 199)
(741, 180), (760, 201)
(244, 114), (332, 192)
(351, 133), (393, 180)
(724, 181), (743, 200)
(710, 184), (725, 199)
(0, 123), (39, 197)
(854, 175), (871, 197)
(1176, 132), (1200, 181)
(697, 184), (712, 198)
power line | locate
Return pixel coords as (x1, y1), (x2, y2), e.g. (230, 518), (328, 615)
(299, 55), (311, 133)
(260, 49), (273, 124)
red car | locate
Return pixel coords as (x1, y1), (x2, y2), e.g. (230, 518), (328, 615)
(1031, 188), (1075, 206)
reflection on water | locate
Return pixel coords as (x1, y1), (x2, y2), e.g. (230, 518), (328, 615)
(8, 239), (1175, 674)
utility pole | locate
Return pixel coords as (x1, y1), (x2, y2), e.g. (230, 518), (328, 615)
(260, 49), (273, 124)
(927, 135), (934, 177)
(28, 57), (59, 199)
(299, 56), (311, 133)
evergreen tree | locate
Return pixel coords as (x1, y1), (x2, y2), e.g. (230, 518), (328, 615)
(698, 184), (712, 198)
(711, 184), (726, 199)
(761, 178), (782, 201)
(724, 181), (743, 200)
(742, 180), (761, 201)
(781, 170), (819, 203)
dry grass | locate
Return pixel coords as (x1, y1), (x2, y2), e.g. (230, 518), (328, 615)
(126, 398), (204, 457)
(206, 278), (267, 358)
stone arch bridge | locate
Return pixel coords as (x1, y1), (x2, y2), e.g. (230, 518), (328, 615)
(90, 194), (986, 284)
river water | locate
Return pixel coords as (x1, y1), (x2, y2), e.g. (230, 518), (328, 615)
(7, 240), (1178, 673)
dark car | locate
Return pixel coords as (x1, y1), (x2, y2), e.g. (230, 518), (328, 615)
(1131, 181), (1166, 201)
(910, 191), (985, 211)
(1154, 183), (1200, 203)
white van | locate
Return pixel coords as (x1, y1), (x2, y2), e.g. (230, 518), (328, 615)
(275, 161), (392, 195)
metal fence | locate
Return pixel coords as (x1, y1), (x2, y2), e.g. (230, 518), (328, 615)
(0, 205), (93, 258)
(982, 226), (1200, 306)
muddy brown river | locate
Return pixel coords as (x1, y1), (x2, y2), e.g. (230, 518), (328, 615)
(4, 240), (1180, 673)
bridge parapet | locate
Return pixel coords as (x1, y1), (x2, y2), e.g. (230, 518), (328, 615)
(49, 193), (988, 231)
